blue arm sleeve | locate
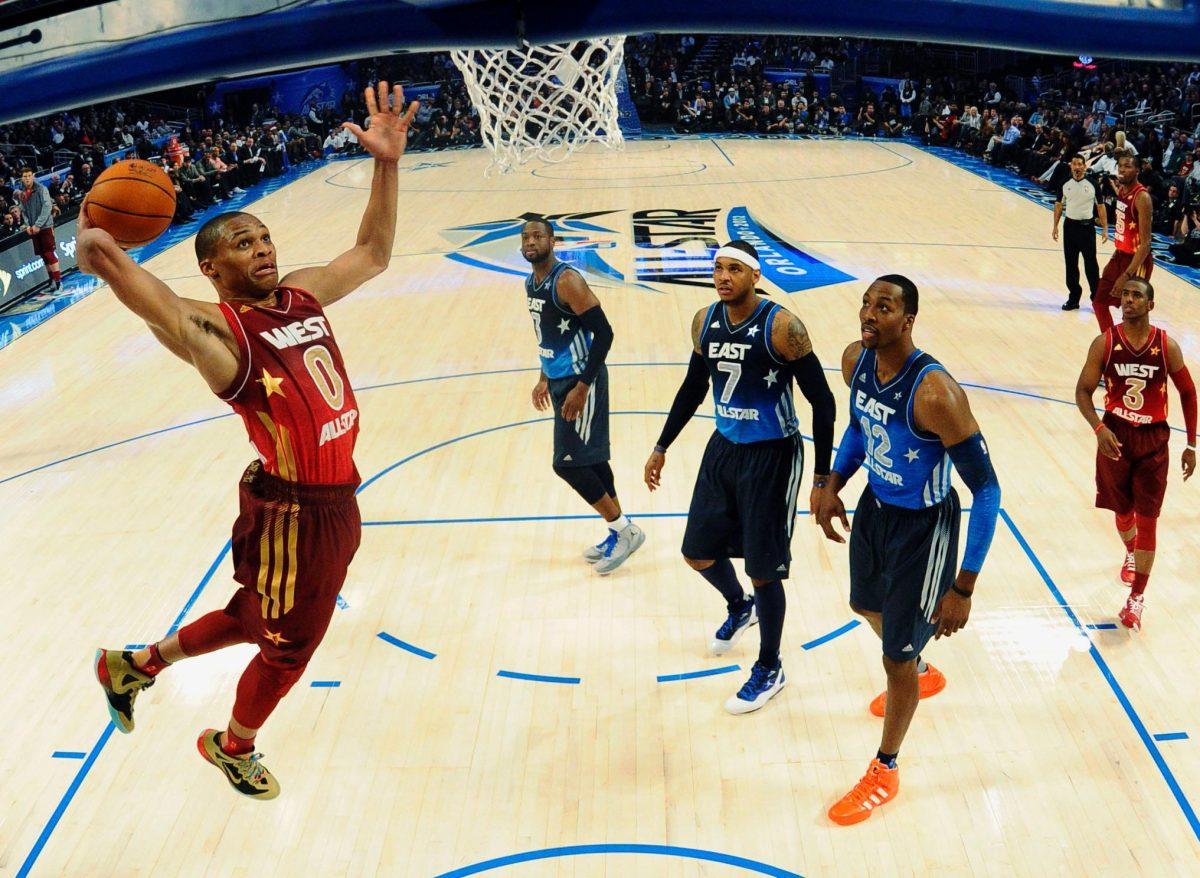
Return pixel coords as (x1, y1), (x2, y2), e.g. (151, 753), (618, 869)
(832, 419), (866, 481)
(945, 432), (1000, 574)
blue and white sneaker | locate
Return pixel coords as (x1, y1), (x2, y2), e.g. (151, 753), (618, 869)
(710, 596), (756, 655)
(584, 530), (619, 564)
(594, 523), (646, 575)
(724, 661), (786, 715)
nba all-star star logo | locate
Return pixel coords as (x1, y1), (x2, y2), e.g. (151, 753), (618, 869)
(263, 629), (290, 646)
(441, 210), (626, 283)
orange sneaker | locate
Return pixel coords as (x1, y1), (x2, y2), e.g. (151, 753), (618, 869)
(828, 759), (900, 826)
(1119, 552), (1136, 586)
(869, 663), (946, 717)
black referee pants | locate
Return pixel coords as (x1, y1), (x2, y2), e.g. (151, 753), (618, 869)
(1063, 218), (1099, 307)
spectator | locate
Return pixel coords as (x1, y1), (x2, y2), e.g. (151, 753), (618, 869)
(14, 166), (62, 290)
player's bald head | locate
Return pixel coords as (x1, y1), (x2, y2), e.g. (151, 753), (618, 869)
(195, 211), (262, 261)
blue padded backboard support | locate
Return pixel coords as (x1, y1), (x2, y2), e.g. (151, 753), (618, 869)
(2, 0), (1200, 125)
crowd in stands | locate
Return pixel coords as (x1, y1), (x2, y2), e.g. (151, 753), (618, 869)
(8, 38), (1200, 266)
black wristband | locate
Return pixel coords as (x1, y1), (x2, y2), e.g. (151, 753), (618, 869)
(950, 585), (973, 598)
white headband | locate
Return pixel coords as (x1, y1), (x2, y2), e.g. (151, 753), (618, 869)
(713, 246), (760, 272)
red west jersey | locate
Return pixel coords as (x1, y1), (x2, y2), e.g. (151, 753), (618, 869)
(217, 286), (360, 484)
(1114, 181), (1147, 255)
(1103, 324), (1170, 426)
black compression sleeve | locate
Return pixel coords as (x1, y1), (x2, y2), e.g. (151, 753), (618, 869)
(577, 305), (613, 386)
(656, 351), (710, 451)
(786, 351), (837, 475)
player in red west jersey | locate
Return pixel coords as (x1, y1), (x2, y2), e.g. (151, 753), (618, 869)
(80, 82), (417, 799)
(1075, 278), (1197, 632)
(1091, 150), (1153, 333)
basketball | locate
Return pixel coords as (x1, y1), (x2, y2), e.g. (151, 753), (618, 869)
(85, 159), (176, 248)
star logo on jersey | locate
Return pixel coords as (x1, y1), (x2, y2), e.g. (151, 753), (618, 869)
(747, 325), (760, 337)
(894, 392), (903, 400)
(557, 318), (571, 334)
(905, 448), (920, 462)
(764, 369), (778, 387)
(1151, 346), (1160, 356)
(258, 368), (285, 399)
(239, 305), (253, 313)
(262, 629), (290, 646)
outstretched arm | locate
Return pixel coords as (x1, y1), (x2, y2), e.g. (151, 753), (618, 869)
(76, 206), (238, 394)
(281, 82), (418, 306)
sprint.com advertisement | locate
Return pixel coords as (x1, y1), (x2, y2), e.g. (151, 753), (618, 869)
(0, 217), (79, 309)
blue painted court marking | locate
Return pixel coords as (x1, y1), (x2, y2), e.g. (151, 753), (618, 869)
(15, 540), (232, 878)
(1000, 508), (1200, 842)
(1086, 623), (1119, 631)
(1154, 732), (1190, 742)
(432, 843), (801, 877)
(800, 619), (861, 651)
(496, 670), (581, 685)
(51, 752), (86, 760)
(310, 681), (341, 688)
(335, 594), (349, 610)
(123, 643), (147, 650)
(377, 631), (437, 660)
(657, 664), (741, 683)
(710, 138), (735, 166)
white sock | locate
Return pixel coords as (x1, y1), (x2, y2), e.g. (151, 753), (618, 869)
(608, 513), (630, 532)
(916, 657), (928, 674)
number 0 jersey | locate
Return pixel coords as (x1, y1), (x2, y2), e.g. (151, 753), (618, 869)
(848, 347), (952, 509)
(526, 261), (592, 380)
(1102, 324), (1170, 426)
(699, 298), (799, 444)
(217, 286), (360, 485)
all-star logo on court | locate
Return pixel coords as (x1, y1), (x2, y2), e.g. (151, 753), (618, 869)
(441, 207), (854, 293)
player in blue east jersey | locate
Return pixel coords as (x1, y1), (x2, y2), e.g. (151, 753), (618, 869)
(522, 218), (645, 574)
(645, 240), (836, 715)
(816, 275), (1001, 826)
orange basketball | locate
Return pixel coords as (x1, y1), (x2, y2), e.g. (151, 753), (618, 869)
(85, 159), (176, 248)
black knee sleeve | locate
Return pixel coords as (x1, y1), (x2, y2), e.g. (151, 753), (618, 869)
(591, 462), (616, 499)
(553, 462), (607, 505)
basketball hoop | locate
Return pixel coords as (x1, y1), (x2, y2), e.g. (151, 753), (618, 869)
(451, 36), (626, 176)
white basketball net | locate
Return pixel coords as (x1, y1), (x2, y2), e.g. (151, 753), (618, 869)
(451, 36), (626, 175)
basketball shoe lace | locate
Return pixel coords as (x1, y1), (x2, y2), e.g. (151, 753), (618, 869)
(232, 751), (270, 785)
(844, 762), (892, 810)
(737, 661), (774, 698)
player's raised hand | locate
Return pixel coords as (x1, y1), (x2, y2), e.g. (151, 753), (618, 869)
(815, 486), (849, 544)
(1183, 447), (1196, 481)
(644, 450), (665, 491)
(344, 81), (419, 163)
(1096, 424), (1122, 460)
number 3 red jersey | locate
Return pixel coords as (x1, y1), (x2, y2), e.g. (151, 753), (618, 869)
(216, 286), (360, 484)
(1102, 324), (1170, 426)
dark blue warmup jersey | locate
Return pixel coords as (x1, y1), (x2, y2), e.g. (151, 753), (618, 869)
(848, 347), (952, 509)
(699, 299), (799, 444)
(526, 262), (592, 380)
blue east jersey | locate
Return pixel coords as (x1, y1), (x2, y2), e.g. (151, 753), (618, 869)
(700, 299), (799, 444)
(848, 347), (953, 509)
(526, 261), (592, 380)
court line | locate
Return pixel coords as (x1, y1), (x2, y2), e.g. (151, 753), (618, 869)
(1000, 508), (1200, 842)
(711, 139), (735, 166)
(432, 842), (802, 877)
(7, 361), (1182, 489)
(657, 664), (741, 683)
(1154, 732), (1190, 742)
(496, 670), (581, 685)
(1086, 623), (1119, 630)
(377, 631), (437, 660)
(364, 512), (689, 526)
(310, 681), (341, 688)
(16, 539), (231, 878)
(50, 752), (86, 760)
(800, 619), (861, 650)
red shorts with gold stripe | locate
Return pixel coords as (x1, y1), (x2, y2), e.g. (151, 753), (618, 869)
(1095, 249), (1154, 306)
(225, 461), (361, 667)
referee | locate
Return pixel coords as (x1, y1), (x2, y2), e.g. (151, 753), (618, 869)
(1052, 154), (1107, 311)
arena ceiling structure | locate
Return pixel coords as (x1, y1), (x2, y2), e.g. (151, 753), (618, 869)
(0, 0), (1198, 126)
